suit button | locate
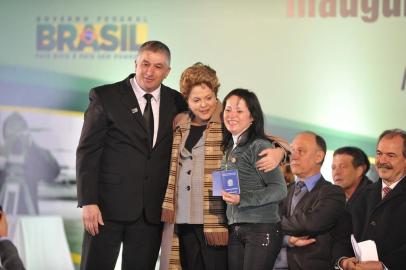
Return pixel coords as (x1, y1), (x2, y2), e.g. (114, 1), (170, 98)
(186, 185), (191, 191)
(187, 170), (191, 175)
(370, 221), (376, 226)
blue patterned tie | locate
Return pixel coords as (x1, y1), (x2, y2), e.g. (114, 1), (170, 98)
(294, 181), (306, 196)
(291, 181), (307, 214)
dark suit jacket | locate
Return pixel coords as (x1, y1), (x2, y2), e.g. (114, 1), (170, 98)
(280, 176), (350, 270)
(76, 74), (187, 223)
(0, 239), (25, 270)
(345, 176), (372, 215)
(352, 177), (406, 270)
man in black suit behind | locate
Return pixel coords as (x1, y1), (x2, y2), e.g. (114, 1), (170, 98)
(332, 146), (372, 214)
(276, 131), (350, 270)
(76, 41), (188, 270)
(340, 129), (406, 270)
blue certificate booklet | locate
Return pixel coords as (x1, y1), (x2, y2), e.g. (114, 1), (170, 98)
(212, 169), (240, 196)
(221, 170), (240, 194)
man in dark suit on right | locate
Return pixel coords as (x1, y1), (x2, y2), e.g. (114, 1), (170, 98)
(340, 129), (406, 270)
(277, 131), (349, 270)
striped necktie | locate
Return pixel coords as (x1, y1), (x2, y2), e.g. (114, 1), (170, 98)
(382, 186), (392, 199)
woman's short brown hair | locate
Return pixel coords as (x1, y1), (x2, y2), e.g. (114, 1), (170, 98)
(179, 62), (220, 99)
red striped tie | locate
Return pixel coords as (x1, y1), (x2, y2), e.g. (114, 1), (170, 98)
(383, 186), (392, 199)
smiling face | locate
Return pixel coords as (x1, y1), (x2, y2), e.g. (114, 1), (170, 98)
(187, 84), (217, 125)
(376, 135), (406, 184)
(223, 95), (253, 136)
(135, 50), (171, 92)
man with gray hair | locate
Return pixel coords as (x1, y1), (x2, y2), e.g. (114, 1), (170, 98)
(340, 129), (406, 270)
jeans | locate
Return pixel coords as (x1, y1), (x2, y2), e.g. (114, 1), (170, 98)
(228, 223), (283, 270)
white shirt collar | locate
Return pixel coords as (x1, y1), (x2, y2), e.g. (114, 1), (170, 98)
(231, 125), (252, 147)
(382, 174), (406, 190)
(232, 133), (243, 147)
(130, 77), (161, 102)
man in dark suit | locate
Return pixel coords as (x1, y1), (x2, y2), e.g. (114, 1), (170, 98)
(332, 146), (372, 214)
(276, 131), (350, 270)
(76, 41), (188, 270)
(340, 129), (406, 270)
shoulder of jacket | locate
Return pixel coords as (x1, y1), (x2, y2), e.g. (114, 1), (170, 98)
(319, 179), (338, 189)
(162, 84), (181, 95)
(369, 180), (381, 190)
(173, 112), (190, 128)
(319, 182), (346, 199)
(317, 179), (336, 191)
(254, 138), (274, 147)
(92, 78), (126, 95)
(248, 138), (272, 151)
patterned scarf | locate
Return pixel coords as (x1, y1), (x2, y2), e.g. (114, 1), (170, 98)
(161, 101), (228, 269)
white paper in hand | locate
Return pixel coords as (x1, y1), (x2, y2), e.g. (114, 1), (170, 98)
(351, 234), (379, 262)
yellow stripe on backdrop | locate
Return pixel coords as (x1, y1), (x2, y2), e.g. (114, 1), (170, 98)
(0, 105), (84, 117)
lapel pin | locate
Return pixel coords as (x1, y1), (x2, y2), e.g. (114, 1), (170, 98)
(131, 108), (138, 114)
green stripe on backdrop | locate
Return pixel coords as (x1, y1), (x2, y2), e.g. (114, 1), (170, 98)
(0, 65), (108, 112)
(0, 65), (107, 94)
(265, 115), (377, 156)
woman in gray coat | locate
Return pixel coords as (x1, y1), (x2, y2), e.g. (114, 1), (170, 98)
(221, 89), (288, 270)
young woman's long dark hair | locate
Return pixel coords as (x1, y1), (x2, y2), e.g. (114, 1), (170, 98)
(221, 88), (267, 151)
